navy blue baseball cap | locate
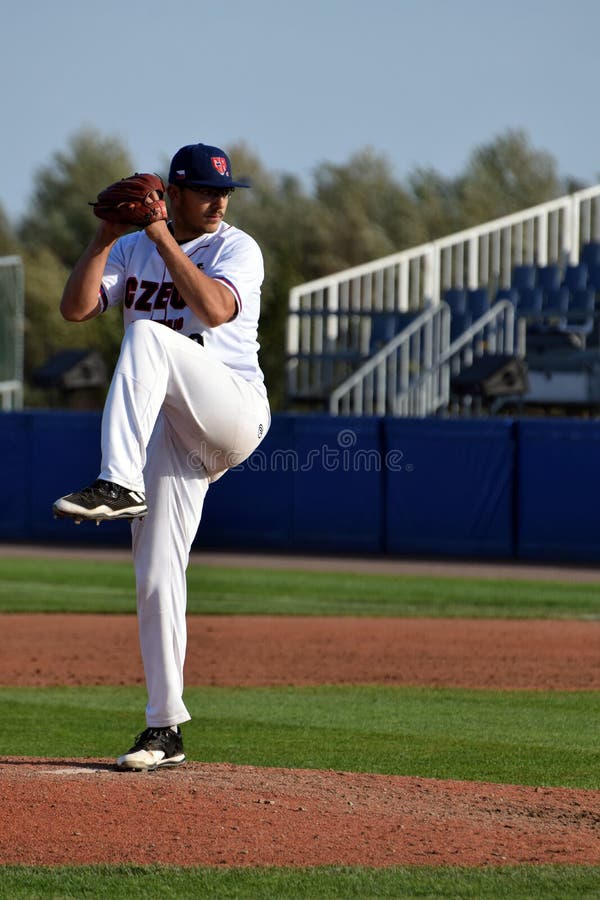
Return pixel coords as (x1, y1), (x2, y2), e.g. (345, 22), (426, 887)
(168, 143), (250, 189)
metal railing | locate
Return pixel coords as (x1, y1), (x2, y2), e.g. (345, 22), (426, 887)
(329, 303), (450, 416)
(395, 301), (523, 417)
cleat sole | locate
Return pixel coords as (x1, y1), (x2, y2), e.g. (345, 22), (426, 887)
(52, 507), (146, 524)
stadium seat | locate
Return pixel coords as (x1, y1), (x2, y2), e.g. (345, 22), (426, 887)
(369, 312), (400, 353)
(560, 288), (595, 337)
(516, 286), (544, 317)
(466, 288), (490, 319)
(443, 288), (467, 316)
(536, 286), (570, 332)
(511, 264), (537, 292)
(562, 263), (588, 292)
(537, 264), (562, 294)
(450, 310), (472, 342)
(495, 287), (519, 307)
(580, 241), (600, 268)
(587, 263), (600, 293)
(542, 286), (570, 316)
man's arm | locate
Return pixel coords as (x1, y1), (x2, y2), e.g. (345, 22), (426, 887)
(144, 220), (237, 327)
(60, 222), (129, 322)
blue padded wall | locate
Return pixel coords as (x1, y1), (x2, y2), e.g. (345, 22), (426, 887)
(0, 410), (131, 545)
(0, 413), (29, 539)
(517, 419), (600, 561)
(384, 418), (516, 557)
(30, 410), (101, 541)
(200, 415), (383, 552)
(198, 415), (295, 549)
(288, 415), (383, 552)
(4, 409), (600, 562)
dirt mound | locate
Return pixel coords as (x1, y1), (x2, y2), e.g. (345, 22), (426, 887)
(2, 759), (599, 867)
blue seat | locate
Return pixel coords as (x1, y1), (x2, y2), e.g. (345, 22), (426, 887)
(560, 288), (595, 336)
(580, 242), (600, 268)
(562, 263), (588, 292)
(443, 288), (467, 316)
(537, 264), (562, 294)
(369, 310), (427, 360)
(450, 310), (472, 342)
(511, 264), (537, 291)
(533, 287), (570, 332)
(369, 312), (400, 353)
(516, 286), (544, 317)
(466, 288), (490, 319)
(587, 263), (600, 293)
(515, 287), (545, 338)
(542, 286), (570, 317)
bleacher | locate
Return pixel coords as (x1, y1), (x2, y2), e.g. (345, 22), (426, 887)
(440, 249), (600, 412)
(286, 185), (600, 416)
(444, 254), (599, 351)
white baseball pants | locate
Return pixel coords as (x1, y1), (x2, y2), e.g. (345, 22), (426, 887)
(98, 319), (270, 727)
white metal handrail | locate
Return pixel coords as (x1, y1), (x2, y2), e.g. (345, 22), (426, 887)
(395, 301), (521, 417)
(328, 303), (450, 416)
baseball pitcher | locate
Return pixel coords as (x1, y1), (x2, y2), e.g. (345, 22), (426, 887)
(53, 143), (270, 770)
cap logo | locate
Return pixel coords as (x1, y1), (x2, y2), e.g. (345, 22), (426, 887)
(175, 169), (186, 180)
(211, 156), (229, 176)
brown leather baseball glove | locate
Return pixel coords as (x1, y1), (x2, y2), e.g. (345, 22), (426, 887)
(90, 173), (168, 226)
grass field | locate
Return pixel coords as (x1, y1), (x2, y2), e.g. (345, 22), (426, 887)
(1, 555), (599, 898)
(2, 863), (600, 899)
(1, 556), (600, 618)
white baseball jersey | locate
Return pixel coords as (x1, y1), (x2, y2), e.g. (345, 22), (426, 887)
(99, 221), (267, 397)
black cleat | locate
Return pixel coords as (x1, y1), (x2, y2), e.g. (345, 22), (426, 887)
(116, 726), (185, 771)
(53, 479), (147, 523)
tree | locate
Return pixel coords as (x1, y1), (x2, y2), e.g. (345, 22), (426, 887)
(407, 131), (566, 241)
(19, 127), (133, 268)
(407, 167), (464, 240)
(0, 203), (22, 256)
(18, 129), (133, 405)
(457, 129), (563, 225)
(226, 145), (330, 407)
(312, 148), (424, 271)
(21, 245), (123, 406)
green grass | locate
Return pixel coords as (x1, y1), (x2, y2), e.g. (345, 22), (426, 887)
(1, 556), (599, 618)
(1, 864), (600, 899)
(1, 684), (599, 788)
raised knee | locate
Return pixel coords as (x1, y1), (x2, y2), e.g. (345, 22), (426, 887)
(123, 319), (163, 350)
(127, 319), (156, 338)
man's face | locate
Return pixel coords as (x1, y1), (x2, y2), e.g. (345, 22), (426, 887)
(167, 185), (233, 239)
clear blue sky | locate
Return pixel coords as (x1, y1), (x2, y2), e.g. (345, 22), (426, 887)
(2, 0), (599, 223)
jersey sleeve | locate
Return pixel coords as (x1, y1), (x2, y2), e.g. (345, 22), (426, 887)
(209, 231), (264, 315)
(98, 238), (129, 313)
